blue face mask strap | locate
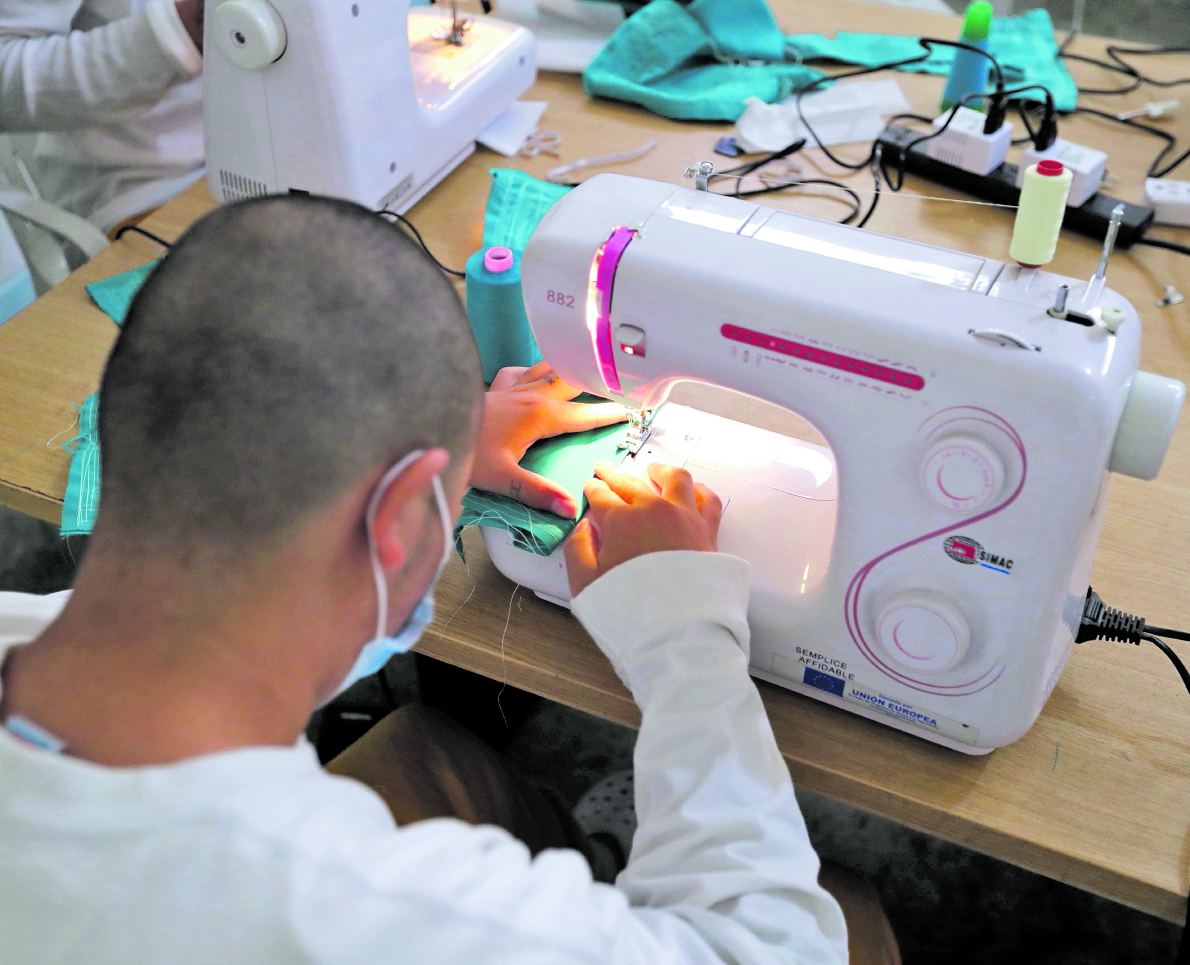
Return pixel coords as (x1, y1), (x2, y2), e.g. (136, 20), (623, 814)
(365, 451), (453, 645)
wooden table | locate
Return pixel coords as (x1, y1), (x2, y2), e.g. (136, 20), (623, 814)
(3, 0), (1190, 924)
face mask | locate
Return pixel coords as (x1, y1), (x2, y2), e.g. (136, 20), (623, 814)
(331, 450), (454, 698)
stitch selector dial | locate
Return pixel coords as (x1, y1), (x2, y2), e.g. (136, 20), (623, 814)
(921, 434), (1005, 513)
(876, 592), (970, 674)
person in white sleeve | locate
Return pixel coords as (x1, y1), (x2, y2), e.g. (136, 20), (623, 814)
(0, 194), (899, 965)
(0, 0), (205, 231)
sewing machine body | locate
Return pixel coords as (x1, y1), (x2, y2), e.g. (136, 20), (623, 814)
(204, 0), (535, 211)
(485, 173), (1184, 753)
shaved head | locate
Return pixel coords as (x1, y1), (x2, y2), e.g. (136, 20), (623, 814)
(97, 195), (482, 551)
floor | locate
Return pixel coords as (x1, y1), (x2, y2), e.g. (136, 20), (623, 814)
(0, 506), (1182, 962)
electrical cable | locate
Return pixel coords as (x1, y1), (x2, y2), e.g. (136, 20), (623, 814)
(1147, 625), (1190, 642)
(704, 139), (865, 225)
(113, 224), (172, 248)
(1137, 238), (1190, 258)
(1077, 588), (1190, 965)
(792, 37), (1007, 172)
(377, 208), (466, 277)
(1070, 105), (1189, 178)
(1061, 43), (1190, 96)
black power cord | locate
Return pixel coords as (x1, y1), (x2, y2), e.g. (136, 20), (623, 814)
(376, 208), (466, 277)
(1137, 238), (1190, 258)
(1060, 37), (1190, 96)
(1073, 105), (1190, 180)
(1077, 587), (1190, 965)
(113, 224), (172, 248)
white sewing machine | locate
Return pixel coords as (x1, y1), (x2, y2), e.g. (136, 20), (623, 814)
(203, 0), (535, 211)
(483, 172), (1185, 754)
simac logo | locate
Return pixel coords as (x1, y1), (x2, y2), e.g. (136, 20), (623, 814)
(943, 536), (1014, 573)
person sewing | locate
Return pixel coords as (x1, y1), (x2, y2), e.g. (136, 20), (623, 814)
(0, 0), (205, 232)
(0, 194), (897, 964)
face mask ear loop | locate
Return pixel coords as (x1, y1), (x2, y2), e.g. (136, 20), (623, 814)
(430, 474), (454, 580)
(365, 450), (426, 644)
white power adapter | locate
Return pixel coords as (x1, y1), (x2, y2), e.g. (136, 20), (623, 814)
(1015, 138), (1107, 207)
(1144, 178), (1190, 227)
(926, 107), (1013, 176)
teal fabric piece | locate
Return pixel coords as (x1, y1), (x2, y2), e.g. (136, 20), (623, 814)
(786, 9), (1077, 111)
(481, 169), (570, 253)
(61, 395), (101, 537)
(686, 0), (785, 62)
(583, 0), (824, 122)
(456, 416), (628, 556)
(85, 261), (156, 322)
(60, 262), (153, 536)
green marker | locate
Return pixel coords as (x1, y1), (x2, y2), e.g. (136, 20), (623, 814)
(940, 1), (993, 112)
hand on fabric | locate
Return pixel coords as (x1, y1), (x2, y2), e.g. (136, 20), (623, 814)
(176, 0), (204, 52)
(471, 362), (628, 518)
(565, 461), (723, 596)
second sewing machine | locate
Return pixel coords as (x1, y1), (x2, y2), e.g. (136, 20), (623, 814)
(484, 172), (1185, 754)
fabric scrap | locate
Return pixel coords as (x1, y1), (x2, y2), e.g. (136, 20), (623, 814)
(60, 261), (153, 535)
(583, 0), (823, 122)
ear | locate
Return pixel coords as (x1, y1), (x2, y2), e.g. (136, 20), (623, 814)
(369, 448), (452, 572)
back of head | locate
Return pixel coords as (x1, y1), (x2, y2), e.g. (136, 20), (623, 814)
(97, 195), (481, 553)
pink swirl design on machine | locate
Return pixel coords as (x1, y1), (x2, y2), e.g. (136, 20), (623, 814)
(843, 407), (1027, 697)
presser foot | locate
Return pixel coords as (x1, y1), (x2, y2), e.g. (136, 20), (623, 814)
(432, 0), (471, 44)
(617, 409), (652, 455)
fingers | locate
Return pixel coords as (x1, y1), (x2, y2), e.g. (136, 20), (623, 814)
(513, 360), (582, 401)
(489, 366), (530, 391)
(507, 465), (577, 519)
(694, 482), (724, 543)
(564, 518), (600, 597)
(591, 461), (654, 504)
(547, 400), (629, 435)
(647, 462), (696, 506)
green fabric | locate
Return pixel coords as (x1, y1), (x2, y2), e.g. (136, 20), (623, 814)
(60, 263), (154, 536)
(786, 9), (1077, 111)
(60, 395), (101, 537)
(85, 260), (155, 320)
(482, 169), (571, 252)
(583, 0), (824, 122)
(456, 415), (629, 556)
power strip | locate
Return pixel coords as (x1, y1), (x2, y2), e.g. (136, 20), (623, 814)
(877, 125), (1155, 249)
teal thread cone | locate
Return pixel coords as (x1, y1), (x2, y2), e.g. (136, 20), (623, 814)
(464, 247), (542, 384)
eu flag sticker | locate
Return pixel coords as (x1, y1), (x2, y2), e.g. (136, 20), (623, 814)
(803, 666), (845, 697)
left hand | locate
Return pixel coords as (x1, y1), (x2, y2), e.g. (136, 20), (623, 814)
(471, 361), (628, 518)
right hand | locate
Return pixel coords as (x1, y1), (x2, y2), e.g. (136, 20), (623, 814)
(565, 461), (723, 596)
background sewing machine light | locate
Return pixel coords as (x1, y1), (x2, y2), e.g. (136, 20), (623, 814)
(486, 172), (1185, 755)
(203, 0), (535, 212)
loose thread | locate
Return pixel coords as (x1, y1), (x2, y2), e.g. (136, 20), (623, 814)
(496, 583), (521, 729)
(706, 171), (1020, 210)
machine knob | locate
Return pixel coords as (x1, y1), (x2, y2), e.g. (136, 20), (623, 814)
(1108, 371), (1186, 480)
(212, 0), (287, 70)
(876, 592), (970, 675)
(921, 434), (1005, 513)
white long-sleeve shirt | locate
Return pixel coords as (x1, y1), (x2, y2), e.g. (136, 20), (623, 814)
(0, 552), (848, 965)
(0, 0), (203, 230)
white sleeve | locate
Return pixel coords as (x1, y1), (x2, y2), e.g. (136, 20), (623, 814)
(0, 0), (202, 131)
(570, 551), (849, 965)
